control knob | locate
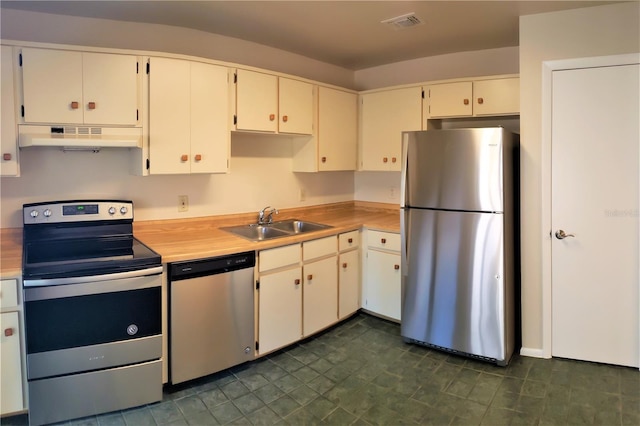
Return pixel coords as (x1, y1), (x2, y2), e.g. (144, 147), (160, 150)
(43, 209), (52, 218)
(120, 206), (128, 215)
(29, 210), (39, 218)
(108, 207), (116, 215)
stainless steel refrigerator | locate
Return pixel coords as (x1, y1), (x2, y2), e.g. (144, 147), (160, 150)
(400, 128), (518, 366)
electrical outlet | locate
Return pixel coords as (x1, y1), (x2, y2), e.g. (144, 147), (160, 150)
(299, 188), (306, 202)
(178, 195), (189, 212)
(389, 187), (396, 199)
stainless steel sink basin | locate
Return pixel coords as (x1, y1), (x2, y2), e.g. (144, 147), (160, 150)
(221, 219), (332, 241)
(221, 224), (290, 241)
(269, 219), (332, 234)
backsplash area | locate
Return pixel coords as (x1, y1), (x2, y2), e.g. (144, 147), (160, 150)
(0, 133), (358, 228)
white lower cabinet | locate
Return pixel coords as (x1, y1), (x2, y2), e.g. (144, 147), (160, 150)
(0, 278), (25, 416)
(257, 232), (359, 355)
(362, 230), (401, 322)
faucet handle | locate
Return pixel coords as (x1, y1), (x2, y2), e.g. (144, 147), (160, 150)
(267, 208), (279, 224)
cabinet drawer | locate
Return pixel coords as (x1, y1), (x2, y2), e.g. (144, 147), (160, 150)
(367, 230), (400, 252)
(339, 231), (360, 251)
(259, 244), (301, 272)
(303, 236), (337, 262)
(0, 279), (18, 309)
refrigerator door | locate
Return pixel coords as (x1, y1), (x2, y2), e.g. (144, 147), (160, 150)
(403, 128), (505, 212)
(401, 208), (506, 362)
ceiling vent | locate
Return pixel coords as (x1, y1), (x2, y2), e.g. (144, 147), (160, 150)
(381, 12), (423, 30)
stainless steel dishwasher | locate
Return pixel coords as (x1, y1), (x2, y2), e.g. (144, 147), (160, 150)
(168, 251), (255, 385)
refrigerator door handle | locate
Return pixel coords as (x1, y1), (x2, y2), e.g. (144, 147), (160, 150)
(400, 132), (409, 208)
(400, 208), (409, 276)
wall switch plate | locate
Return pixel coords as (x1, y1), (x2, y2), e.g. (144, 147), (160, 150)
(178, 195), (189, 212)
(299, 188), (306, 202)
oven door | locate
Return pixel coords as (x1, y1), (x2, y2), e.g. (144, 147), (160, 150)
(24, 269), (162, 380)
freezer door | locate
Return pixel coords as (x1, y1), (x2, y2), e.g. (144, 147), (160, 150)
(403, 128), (506, 212)
(401, 208), (507, 361)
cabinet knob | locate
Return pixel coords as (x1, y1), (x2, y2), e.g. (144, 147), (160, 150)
(70, 101), (79, 109)
(391, 157), (397, 163)
(87, 101), (96, 110)
(342, 263), (348, 268)
(321, 157), (327, 163)
(394, 264), (400, 270)
(269, 114), (275, 121)
(181, 155), (188, 162)
(477, 97), (484, 104)
(383, 157), (388, 163)
(307, 274), (313, 280)
(348, 238), (353, 243)
(294, 279), (301, 285)
(282, 115), (288, 122)
(3, 153), (12, 161)
(194, 154), (202, 161)
(381, 238), (386, 244)
(463, 99), (469, 105)
(4, 328), (13, 337)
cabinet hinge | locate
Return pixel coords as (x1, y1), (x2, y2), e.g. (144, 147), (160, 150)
(421, 89), (425, 99)
(20, 105), (24, 117)
(255, 280), (260, 290)
(136, 62), (139, 74)
(136, 109), (139, 121)
(146, 62), (150, 74)
(146, 159), (150, 170)
(233, 115), (237, 125)
(234, 72), (237, 84)
(255, 341), (259, 351)
(18, 53), (22, 67)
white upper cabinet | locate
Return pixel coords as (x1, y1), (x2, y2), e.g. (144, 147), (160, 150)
(1, 46), (19, 177)
(425, 76), (519, 119)
(279, 77), (314, 135)
(318, 87), (357, 171)
(425, 81), (473, 118)
(148, 57), (230, 174)
(234, 69), (314, 135)
(359, 86), (423, 171)
(21, 48), (139, 126)
(473, 77), (520, 116)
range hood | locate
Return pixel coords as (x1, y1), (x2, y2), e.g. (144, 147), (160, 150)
(19, 124), (143, 150)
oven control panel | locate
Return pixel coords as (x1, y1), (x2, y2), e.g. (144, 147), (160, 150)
(23, 200), (134, 224)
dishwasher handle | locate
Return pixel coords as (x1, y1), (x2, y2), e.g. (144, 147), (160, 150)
(170, 251), (256, 281)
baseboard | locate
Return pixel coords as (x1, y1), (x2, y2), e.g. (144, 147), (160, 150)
(519, 347), (549, 358)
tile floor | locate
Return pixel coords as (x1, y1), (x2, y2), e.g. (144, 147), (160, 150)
(2, 313), (639, 425)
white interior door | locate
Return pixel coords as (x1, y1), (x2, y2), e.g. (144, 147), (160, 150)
(551, 63), (639, 367)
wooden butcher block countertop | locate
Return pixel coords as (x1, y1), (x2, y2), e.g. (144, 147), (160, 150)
(134, 201), (400, 264)
(0, 202), (400, 274)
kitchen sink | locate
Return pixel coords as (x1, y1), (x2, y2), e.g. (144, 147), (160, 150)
(221, 219), (332, 241)
(269, 219), (331, 234)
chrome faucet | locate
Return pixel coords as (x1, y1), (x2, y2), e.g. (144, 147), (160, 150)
(258, 206), (279, 225)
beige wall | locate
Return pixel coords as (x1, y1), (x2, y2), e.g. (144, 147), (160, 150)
(519, 2), (640, 353)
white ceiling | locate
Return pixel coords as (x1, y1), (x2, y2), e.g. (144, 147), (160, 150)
(0, 1), (621, 70)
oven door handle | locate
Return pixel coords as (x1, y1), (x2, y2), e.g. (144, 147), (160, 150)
(24, 266), (163, 301)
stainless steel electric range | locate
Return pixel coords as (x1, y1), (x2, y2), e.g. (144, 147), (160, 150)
(22, 200), (163, 426)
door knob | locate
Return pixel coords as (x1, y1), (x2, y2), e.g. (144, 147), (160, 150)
(555, 230), (575, 240)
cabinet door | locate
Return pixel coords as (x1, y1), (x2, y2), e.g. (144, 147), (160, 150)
(364, 250), (401, 321)
(279, 78), (313, 135)
(190, 62), (230, 173)
(1, 312), (24, 415)
(318, 87), (357, 171)
(21, 48), (84, 124)
(82, 52), (138, 125)
(258, 267), (302, 355)
(303, 256), (338, 336)
(339, 250), (360, 319)
(426, 81), (473, 118)
(235, 69), (278, 132)
(473, 78), (520, 116)
(1, 46), (18, 177)
(360, 87), (422, 171)
(149, 57), (191, 174)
